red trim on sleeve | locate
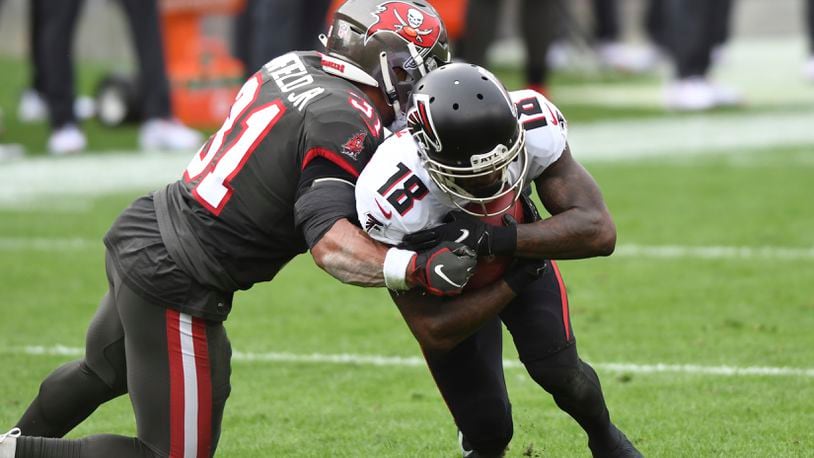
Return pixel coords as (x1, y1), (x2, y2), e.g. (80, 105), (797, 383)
(549, 260), (572, 341)
(301, 147), (361, 178)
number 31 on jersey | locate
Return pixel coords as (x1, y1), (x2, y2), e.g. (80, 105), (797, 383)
(184, 75), (285, 215)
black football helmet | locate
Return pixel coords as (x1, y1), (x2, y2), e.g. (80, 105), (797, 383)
(407, 63), (528, 216)
(321, 0), (451, 123)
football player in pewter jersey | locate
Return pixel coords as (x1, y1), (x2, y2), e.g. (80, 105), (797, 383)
(355, 63), (642, 457)
(0, 2), (480, 458)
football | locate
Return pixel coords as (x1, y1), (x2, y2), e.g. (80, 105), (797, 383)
(463, 191), (525, 290)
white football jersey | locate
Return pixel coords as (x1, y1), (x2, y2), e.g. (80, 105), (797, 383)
(356, 90), (567, 246)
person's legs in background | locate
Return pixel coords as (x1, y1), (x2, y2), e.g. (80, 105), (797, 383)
(247, 0), (299, 75)
(298, 0), (332, 51)
(805, 0), (814, 80)
(662, 0), (741, 110)
(17, 0), (50, 123)
(457, 0), (501, 67)
(118, 0), (203, 151)
(521, 0), (557, 95)
(644, 0), (667, 50)
(709, 0), (734, 65)
(37, 0), (87, 154)
(591, 0), (660, 73)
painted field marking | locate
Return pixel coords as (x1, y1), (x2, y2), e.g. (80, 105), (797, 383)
(10, 345), (814, 378)
(1, 237), (812, 261)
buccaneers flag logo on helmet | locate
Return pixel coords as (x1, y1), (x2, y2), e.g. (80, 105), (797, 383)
(365, 2), (442, 50)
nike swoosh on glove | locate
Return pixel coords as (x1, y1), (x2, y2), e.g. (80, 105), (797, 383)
(411, 242), (477, 296)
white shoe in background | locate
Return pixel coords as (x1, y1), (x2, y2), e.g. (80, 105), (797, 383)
(74, 96), (96, 121)
(18, 90), (48, 123)
(709, 81), (743, 107)
(18, 90), (96, 123)
(664, 77), (717, 111)
(804, 56), (814, 82)
(139, 118), (204, 151)
(48, 124), (87, 155)
(596, 41), (660, 74)
(664, 77), (742, 111)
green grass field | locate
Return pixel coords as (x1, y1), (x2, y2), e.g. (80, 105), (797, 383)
(1, 49), (814, 456)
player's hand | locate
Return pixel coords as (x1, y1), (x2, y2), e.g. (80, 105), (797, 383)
(400, 211), (516, 256)
(409, 242), (477, 296)
(502, 256), (547, 295)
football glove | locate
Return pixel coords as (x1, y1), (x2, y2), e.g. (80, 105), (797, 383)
(410, 242), (477, 296)
(400, 211), (517, 256)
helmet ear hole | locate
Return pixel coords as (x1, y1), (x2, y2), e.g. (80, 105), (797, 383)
(452, 103), (459, 110)
(477, 94), (483, 100)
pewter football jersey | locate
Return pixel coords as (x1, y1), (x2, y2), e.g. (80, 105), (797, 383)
(356, 89), (567, 245)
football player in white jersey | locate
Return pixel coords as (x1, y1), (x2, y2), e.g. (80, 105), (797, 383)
(356, 63), (642, 457)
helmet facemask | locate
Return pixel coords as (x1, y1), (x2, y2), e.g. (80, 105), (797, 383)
(417, 127), (529, 217)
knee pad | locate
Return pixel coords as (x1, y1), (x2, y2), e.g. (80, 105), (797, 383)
(84, 338), (127, 394)
(525, 346), (599, 401)
(526, 357), (606, 418)
(457, 396), (513, 455)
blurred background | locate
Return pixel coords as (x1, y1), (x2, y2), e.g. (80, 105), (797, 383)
(0, 0), (812, 157)
(0, 1), (812, 456)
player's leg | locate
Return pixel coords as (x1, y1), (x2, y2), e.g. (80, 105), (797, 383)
(115, 268), (232, 457)
(423, 317), (512, 457)
(500, 261), (641, 457)
(11, 257), (231, 457)
(16, 255), (128, 437)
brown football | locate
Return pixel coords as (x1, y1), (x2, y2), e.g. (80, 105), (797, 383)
(463, 190), (525, 290)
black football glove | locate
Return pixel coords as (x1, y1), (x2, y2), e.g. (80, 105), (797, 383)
(400, 211), (517, 256)
(411, 242), (477, 296)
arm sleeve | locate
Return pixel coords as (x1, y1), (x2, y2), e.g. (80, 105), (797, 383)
(294, 176), (358, 248)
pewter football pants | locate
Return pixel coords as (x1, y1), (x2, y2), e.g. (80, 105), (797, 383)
(14, 253), (232, 457)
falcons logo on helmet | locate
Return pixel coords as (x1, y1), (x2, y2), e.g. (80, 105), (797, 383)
(365, 2), (442, 49)
(407, 93), (442, 152)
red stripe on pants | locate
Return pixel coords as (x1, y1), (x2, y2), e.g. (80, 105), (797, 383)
(549, 261), (572, 341)
(166, 309), (186, 458)
(191, 317), (213, 458)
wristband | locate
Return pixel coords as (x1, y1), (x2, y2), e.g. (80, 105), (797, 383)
(383, 247), (416, 291)
(490, 224), (518, 256)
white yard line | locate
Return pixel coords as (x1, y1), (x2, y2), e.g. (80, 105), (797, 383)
(613, 244), (814, 260)
(2, 236), (812, 261)
(9, 345), (814, 378)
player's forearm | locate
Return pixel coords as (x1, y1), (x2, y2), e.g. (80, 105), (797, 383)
(311, 219), (390, 287)
(394, 282), (516, 354)
(515, 207), (616, 259)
